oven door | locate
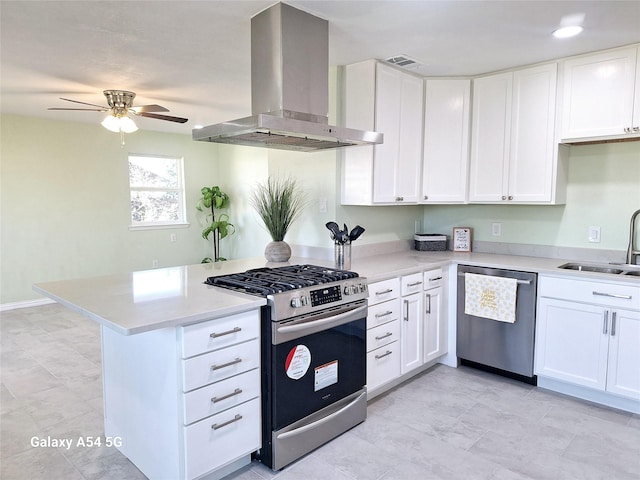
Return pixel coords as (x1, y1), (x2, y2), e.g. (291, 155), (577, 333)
(271, 301), (367, 430)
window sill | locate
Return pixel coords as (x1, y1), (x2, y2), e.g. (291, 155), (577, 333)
(129, 223), (190, 231)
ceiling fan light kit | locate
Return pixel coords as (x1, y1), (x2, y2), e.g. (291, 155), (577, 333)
(48, 89), (188, 141)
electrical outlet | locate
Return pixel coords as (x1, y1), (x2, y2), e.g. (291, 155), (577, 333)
(152, 259), (159, 268)
(491, 223), (502, 237)
(318, 197), (328, 213)
(588, 226), (601, 243)
(170, 233), (177, 242)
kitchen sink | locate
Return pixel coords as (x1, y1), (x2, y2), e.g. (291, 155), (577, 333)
(558, 262), (640, 277)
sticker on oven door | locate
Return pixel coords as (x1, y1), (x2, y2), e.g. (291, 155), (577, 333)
(314, 360), (338, 391)
(285, 345), (311, 380)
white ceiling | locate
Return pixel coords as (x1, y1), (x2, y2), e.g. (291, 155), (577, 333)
(2, 1), (639, 135)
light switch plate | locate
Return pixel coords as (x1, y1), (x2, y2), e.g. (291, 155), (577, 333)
(588, 226), (601, 243)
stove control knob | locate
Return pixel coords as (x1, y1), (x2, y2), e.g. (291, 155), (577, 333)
(290, 297), (302, 308)
(351, 285), (358, 294)
(300, 296), (309, 306)
(343, 286), (350, 295)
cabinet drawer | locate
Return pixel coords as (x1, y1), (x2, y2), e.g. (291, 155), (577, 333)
(183, 368), (260, 425)
(367, 341), (401, 391)
(181, 310), (259, 359)
(423, 268), (444, 289)
(367, 320), (400, 352)
(401, 272), (423, 296)
(182, 340), (260, 392)
(539, 276), (640, 310)
(368, 278), (400, 305)
(184, 397), (261, 480)
(367, 299), (400, 328)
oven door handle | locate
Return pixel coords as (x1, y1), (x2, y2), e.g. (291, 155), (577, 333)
(276, 305), (368, 336)
(276, 391), (367, 440)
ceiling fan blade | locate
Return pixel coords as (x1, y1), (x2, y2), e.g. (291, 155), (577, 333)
(48, 107), (106, 112)
(130, 104), (169, 113)
(59, 97), (108, 109)
(138, 112), (188, 123)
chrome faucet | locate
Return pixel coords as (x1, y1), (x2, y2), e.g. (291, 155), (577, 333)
(626, 209), (640, 265)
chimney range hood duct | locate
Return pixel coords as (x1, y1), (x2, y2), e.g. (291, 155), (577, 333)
(193, 2), (382, 152)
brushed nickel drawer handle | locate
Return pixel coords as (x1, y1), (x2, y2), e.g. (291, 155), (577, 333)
(375, 332), (393, 341)
(210, 326), (242, 338)
(593, 291), (632, 300)
(211, 414), (242, 430)
(375, 288), (394, 296)
(429, 276), (443, 282)
(407, 281), (423, 287)
(375, 310), (393, 318)
(211, 358), (242, 371)
(375, 350), (393, 360)
(211, 388), (243, 403)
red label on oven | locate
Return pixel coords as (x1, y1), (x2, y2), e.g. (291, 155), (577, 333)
(285, 345), (311, 380)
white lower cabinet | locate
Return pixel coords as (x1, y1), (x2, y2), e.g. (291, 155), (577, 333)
(101, 309), (261, 480)
(401, 291), (423, 373)
(423, 285), (445, 364)
(535, 276), (640, 410)
(366, 278), (401, 393)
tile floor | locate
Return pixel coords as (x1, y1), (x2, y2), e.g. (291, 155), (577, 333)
(1, 303), (639, 480)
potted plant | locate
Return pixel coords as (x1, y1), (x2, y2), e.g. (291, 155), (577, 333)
(250, 176), (306, 262)
(196, 186), (234, 262)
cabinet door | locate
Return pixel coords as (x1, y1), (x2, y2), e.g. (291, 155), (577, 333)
(469, 72), (512, 202)
(561, 47), (637, 139)
(606, 309), (640, 400)
(401, 292), (423, 374)
(422, 79), (470, 203)
(395, 73), (423, 203)
(423, 286), (446, 363)
(509, 64), (558, 202)
(535, 298), (609, 390)
(373, 64), (402, 203)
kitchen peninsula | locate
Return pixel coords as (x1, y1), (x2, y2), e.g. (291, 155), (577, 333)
(33, 249), (640, 479)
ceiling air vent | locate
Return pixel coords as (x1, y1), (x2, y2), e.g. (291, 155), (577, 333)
(385, 55), (426, 73)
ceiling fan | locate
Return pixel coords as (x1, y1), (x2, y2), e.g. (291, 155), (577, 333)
(48, 90), (188, 139)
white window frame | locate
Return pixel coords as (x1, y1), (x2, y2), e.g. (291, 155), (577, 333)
(128, 154), (188, 230)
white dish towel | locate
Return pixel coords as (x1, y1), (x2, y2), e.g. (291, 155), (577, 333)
(464, 273), (517, 323)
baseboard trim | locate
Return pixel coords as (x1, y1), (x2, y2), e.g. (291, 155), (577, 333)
(1, 297), (55, 312)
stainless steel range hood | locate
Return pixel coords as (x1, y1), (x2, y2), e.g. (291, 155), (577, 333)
(193, 2), (382, 152)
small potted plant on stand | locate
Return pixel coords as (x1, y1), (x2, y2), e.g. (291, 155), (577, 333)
(196, 186), (234, 262)
(251, 176), (306, 262)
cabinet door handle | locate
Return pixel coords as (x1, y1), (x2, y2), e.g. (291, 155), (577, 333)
(407, 281), (423, 287)
(611, 311), (617, 336)
(403, 299), (409, 321)
(210, 326), (242, 338)
(375, 310), (393, 319)
(375, 350), (393, 360)
(624, 127), (632, 133)
(633, 126), (639, 132)
(429, 276), (443, 282)
(425, 293), (432, 314)
(375, 332), (393, 341)
(502, 196), (507, 200)
(395, 196), (404, 202)
(211, 357), (242, 371)
(603, 310), (609, 335)
(375, 288), (394, 296)
(593, 291), (632, 300)
(508, 195), (513, 200)
(211, 414), (242, 430)
(211, 388), (243, 404)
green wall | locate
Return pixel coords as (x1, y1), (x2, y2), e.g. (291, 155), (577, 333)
(1, 114), (221, 304)
(422, 142), (640, 250)
(1, 112), (638, 305)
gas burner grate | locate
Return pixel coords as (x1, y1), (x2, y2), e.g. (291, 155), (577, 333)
(205, 264), (358, 297)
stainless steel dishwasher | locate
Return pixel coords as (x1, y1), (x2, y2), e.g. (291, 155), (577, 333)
(456, 264), (537, 384)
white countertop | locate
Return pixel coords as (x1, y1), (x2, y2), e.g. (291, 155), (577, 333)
(34, 249), (638, 335)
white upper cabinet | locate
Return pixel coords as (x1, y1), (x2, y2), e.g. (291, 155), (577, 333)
(561, 46), (640, 141)
(469, 63), (567, 204)
(421, 79), (471, 203)
(341, 61), (423, 205)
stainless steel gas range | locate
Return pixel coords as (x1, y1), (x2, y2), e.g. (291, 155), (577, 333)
(205, 264), (368, 470)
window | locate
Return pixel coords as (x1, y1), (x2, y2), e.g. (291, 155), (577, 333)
(128, 154), (187, 228)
